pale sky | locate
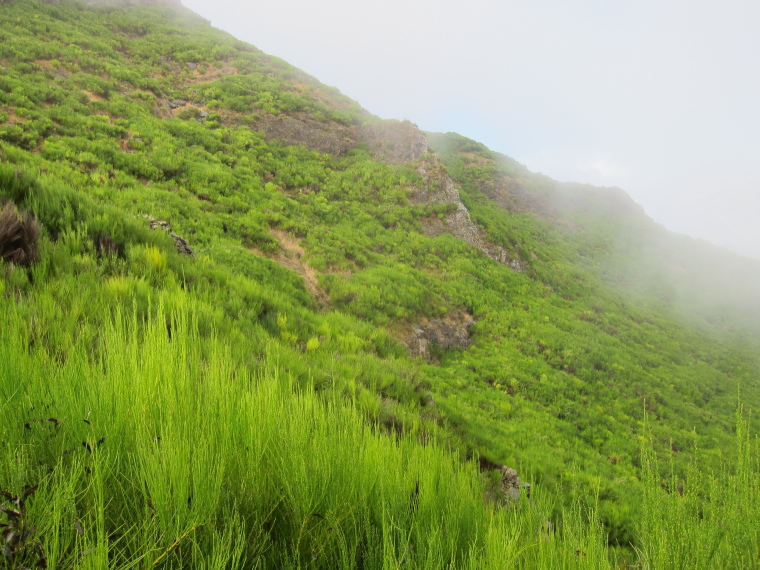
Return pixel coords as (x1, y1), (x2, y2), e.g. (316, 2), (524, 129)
(182, 0), (760, 260)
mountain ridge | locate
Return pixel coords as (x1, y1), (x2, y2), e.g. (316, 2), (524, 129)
(1, 1), (759, 565)
(38, 0), (182, 7)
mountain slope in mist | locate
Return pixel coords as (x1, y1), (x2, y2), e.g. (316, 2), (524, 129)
(428, 131), (760, 334)
(0, 1), (759, 565)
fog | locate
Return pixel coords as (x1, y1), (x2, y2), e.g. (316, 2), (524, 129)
(181, 0), (760, 260)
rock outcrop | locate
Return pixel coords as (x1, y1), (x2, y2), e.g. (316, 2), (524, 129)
(412, 154), (525, 270)
(144, 215), (194, 256)
(252, 116), (429, 161)
(498, 466), (531, 501)
(357, 119), (429, 165)
(254, 113), (356, 157)
(247, 112), (523, 269)
(402, 312), (475, 361)
(479, 456), (531, 502)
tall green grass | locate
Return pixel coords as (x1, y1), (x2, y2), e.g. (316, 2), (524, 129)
(2, 290), (759, 568)
(636, 406), (760, 569)
(0, 296), (613, 568)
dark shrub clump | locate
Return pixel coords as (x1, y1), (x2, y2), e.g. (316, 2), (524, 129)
(0, 201), (41, 266)
(92, 233), (123, 258)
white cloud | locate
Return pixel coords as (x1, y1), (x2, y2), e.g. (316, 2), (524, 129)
(577, 157), (632, 182)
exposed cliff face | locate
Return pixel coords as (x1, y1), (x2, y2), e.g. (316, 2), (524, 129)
(360, 122), (523, 269)
(357, 120), (428, 165)
(255, 113), (357, 157)
(251, 117), (430, 161)
(411, 153), (525, 271)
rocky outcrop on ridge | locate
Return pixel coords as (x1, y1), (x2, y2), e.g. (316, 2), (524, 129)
(412, 154), (525, 271)
(357, 119), (429, 165)
(350, 120), (525, 269)
(249, 112), (524, 269)
(252, 116), (429, 161)
(254, 113), (357, 157)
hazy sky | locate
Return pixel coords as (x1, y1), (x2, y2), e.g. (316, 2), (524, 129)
(182, 0), (760, 260)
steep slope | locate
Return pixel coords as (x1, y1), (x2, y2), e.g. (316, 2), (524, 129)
(429, 131), (760, 334)
(0, 0), (759, 564)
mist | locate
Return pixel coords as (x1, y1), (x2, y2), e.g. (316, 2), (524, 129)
(180, 0), (760, 261)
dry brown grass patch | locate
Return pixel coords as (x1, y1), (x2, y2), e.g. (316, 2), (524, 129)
(250, 229), (331, 307)
(82, 90), (104, 102)
(34, 59), (53, 71)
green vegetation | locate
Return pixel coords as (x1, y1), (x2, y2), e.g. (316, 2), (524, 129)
(428, 131), (760, 334)
(0, 1), (759, 567)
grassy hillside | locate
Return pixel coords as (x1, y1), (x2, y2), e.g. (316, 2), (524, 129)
(428, 131), (760, 334)
(1, 1), (759, 567)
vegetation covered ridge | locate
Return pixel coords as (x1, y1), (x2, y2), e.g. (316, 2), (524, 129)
(428, 131), (760, 334)
(0, 0), (759, 566)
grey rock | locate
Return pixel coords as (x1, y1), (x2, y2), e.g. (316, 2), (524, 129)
(143, 215), (194, 256)
(245, 114), (523, 269)
(253, 113), (356, 156)
(404, 313), (475, 361)
(406, 135), (525, 270)
(170, 233), (193, 256)
(499, 465), (531, 500)
(357, 119), (428, 164)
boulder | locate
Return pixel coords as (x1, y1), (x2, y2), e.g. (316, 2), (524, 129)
(499, 465), (531, 500)
(144, 215), (194, 256)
